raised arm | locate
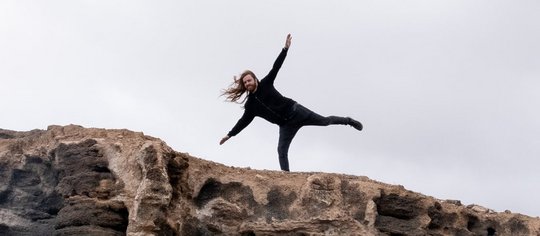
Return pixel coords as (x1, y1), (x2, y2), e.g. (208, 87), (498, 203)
(266, 34), (292, 84)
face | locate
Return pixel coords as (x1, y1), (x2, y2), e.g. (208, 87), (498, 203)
(242, 74), (257, 92)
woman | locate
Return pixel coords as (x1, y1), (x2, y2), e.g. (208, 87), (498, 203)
(220, 34), (363, 171)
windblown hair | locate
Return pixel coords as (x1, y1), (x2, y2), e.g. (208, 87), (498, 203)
(222, 70), (258, 104)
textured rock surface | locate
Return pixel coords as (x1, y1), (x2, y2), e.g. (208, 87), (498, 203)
(1, 125), (539, 235)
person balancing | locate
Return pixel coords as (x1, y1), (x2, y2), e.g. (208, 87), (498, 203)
(220, 34), (363, 172)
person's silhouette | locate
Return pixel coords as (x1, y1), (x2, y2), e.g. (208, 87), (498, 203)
(220, 34), (363, 171)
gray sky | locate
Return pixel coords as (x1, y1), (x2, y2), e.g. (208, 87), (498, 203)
(2, 1), (539, 217)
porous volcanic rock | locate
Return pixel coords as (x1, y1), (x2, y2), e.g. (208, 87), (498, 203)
(0, 125), (539, 235)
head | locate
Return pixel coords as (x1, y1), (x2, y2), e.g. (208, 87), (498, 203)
(222, 70), (259, 103)
(241, 71), (258, 93)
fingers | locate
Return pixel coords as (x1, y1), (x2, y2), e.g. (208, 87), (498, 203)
(219, 136), (230, 145)
(285, 34), (292, 48)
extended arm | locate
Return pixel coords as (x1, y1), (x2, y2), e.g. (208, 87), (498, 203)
(266, 34), (292, 84)
(220, 111), (255, 145)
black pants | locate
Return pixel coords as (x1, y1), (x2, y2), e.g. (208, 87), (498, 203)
(277, 103), (349, 171)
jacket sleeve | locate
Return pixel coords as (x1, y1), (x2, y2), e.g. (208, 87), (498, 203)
(264, 48), (288, 84)
(227, 110), (255, 137)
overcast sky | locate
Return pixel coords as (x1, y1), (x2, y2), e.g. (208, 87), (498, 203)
(1, 1), (539, 217)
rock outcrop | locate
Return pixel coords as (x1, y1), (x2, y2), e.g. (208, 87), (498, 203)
(0, 125), (539, 235)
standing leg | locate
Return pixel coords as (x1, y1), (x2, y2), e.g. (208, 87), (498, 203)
(277, 125), (301, 171)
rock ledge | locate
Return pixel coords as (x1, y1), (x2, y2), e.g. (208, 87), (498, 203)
(1, 125), (539, 235)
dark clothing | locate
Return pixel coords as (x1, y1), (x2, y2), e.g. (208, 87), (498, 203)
(226, 47), (352, 171)
(227, 48), (296, 137)
(277, 103), (349, 171)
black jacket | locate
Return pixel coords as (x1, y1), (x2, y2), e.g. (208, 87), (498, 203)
(227, 48), (296, 137)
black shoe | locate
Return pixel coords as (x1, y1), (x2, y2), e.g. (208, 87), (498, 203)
(348, 118), (363, 131)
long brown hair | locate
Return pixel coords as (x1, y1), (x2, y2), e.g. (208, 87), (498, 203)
(222, 70), (258, 103)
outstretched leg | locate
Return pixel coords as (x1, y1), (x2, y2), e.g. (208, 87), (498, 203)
(296, 104), (362, 130)
(277, 125), (301, 171)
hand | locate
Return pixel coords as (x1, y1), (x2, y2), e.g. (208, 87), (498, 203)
(284, 34), (292, 49)
(219, 135), (230, 145)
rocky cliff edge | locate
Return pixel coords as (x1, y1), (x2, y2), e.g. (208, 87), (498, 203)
(0, 125), (539, 235)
